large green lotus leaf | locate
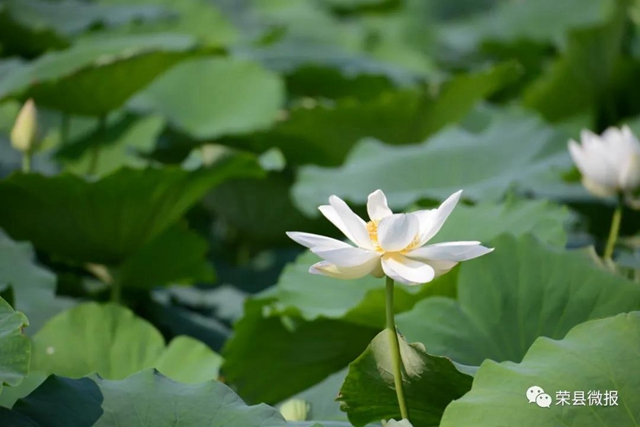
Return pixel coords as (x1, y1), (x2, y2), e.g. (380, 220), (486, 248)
(0, 153), (262, 265)
(441, 0), (614, 53)
(338, 330), (472, 427)
(283, 65), (402, 101)
(98, 0), (238, 48)
(0, 297), (30, 395)
(292, 108), (574, 216)
(235, 41), (423, 90)
(129, 57), (285, 139)
(396, 234), (640, 366)
(265, 251), (457, 329)
(0, 33), (201, 115)
(0, 0), (171, 57)
(116, 223), (215, 289)
(0, 2), (67, 57)
(0, 369), (289, 426)
(440, 312), (640, 426)
(431, 197), (574, 247)
(204, 172), (332, 246)
(154, 336), (223, 384)
(57, 114), (163, 176)
(0, 231), (71, 333)
(148, 290), (233, 353)
(222, 299), (378, 404)
(0, 371), (47, 409)
(31, 302), (221, 383)
(523, 4), (627, 122)
(223, 62), (520, 166)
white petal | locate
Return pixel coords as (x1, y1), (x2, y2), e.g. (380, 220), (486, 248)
(286, 232), (352, 250)
(425, 259), (459, 277)
(570, 138), (618, 191)
(601, 127), (635, 168)
(319, 201), (374, 250)
(309, 258), (380, 280)
(619, 126), (640, 155)
(377, 214), (419, 252)
(367, 189), (393, 221)
(311, 246), (379, 267)
(582, 134), (620, 186)
(568, 140), (588, 172)
(329, 196), (374, 249)
(582, 177), (617, 198)
(620, 153), (640, 192)
(381, 253), (435, 286)
(406, 241), (494, 262)
(415, 190), (462, 245)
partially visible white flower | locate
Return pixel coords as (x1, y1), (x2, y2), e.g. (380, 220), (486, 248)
(286, 189), (493, 286)
(386, 419), (413, 427)
(279, 398), (310, 421)
(10, 99), (40, 153)
(568, 126), (640, 199)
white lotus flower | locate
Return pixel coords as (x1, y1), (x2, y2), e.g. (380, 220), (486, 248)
(386, 420), (413, 427)
(568, 126), (640, 198)
(286, 189), (493, 286)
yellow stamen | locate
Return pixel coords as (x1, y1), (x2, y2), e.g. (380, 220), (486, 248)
(366, 220), (381, 251)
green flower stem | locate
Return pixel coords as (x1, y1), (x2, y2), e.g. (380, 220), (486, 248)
(110, 275), (121, 304)
(385, 275), (409, 420)
(22, 152), (32, 173)
(60, 113), (70, 146)
(604, 203), (623, 261)
(87, 115), (106, 175)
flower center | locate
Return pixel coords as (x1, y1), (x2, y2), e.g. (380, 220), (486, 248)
(366, 219), (421, 253)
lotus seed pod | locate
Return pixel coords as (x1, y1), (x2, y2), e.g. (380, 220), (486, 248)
(10, 99), (40, 153)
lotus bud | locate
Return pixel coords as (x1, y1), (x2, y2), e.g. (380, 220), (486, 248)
(386, 419), (413, 427)
(279, 398), (310, 421)
(10, 99), (40, 153)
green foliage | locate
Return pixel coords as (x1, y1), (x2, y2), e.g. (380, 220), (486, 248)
(31, 302), (221, 383)
(0, 0), (171, 56)
(222, 299), (378, 404)
(523, 2), (628, 122)
(57, 114), (163, 176)
(396, 234), (640, 365)
(0, 369), (289, 426)
(225, 63), (520, 166)
(1, 0), (640, 425)
(292, 109), (574, 215)
(442, 0), (615, 51)
(0, 297), (30, 395)
(0, 34), (201, 115)
(129, 58), (285, 139)
(0, 153), (261, 265)
(265, 251), (456, 328)
(338, 330), (472, 427)
(0, 232), (70, 333)
(100, 0), (238, 47)
(117, 224), (215, 289)
(440, 312), (640, 426)
(431, 198), (573, 247)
